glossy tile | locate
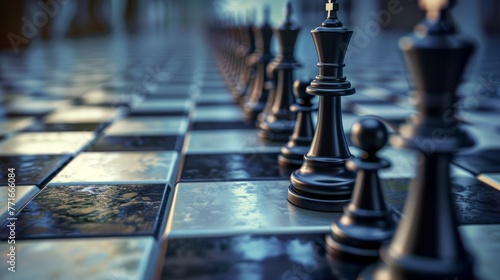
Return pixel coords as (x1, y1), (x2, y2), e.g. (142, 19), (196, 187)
(131, 99), (191, 114)
(193, 105), (244, 122)
(0, 185), (39, 221)
(162, 233), (363, 280)
(104, 116), (188, 136)
(181, 153), (289, 181)
(0, 132), (95, 155)
(77, 89), (130, 106)
(44, 106), (122, 123)
(353, 103), (415, 122)
(0, 118), (34, 134)
(50, 151), (178, 185)
(90, 135), (182, 151)
(454, 149), (500, 175)
(0, 184), (168, 239)
(23, 122), (104, 132)
(197, 93), (233, 106)
(186, 130), (281, 154)
(382, 177), (500, 224)
(167, 180), (336, 237)
(0, 236), (155, 280)
(0, 155), (71, 185)
(6, 99), (71, 116)
(162, 226), (500, 280)
(191, 121), (256, 130)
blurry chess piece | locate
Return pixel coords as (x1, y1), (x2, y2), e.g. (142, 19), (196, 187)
(243, 6), (274, 121)
(258, 0), (301, 142)
(67, 0), (111, 37)
(0, 1), (30, 50)
(360, 0), (477, 279)
(278, 77), (316, 169)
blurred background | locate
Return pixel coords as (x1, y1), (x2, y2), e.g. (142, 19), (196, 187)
(1, 0), (499, 51)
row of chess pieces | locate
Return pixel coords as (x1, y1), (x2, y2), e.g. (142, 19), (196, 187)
(209, 0), (478, 279)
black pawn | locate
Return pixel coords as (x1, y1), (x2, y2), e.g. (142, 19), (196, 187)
(258, 0), (301, 142)
(288, 0), (356, 212)
(325, 116), (395, 259)
(360, 1), (476, 279)
(278, 77), (317, 168)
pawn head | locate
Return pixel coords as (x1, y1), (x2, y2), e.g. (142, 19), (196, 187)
(293, 77), (313, 101)
(351, 116), (388, 154)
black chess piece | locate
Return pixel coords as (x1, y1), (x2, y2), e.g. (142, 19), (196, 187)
(258, 0), (301, 142)
(288, 0), (356, 212)
(325, 116), (395, 259)
(256, 59), (279, 125)
(244, 6), (274, 121)
(278, 77), (317, 168)
(234, 14), (257, 103)
(360, 1), (476, 279)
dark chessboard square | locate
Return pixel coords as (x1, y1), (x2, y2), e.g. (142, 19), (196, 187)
(161, 233), (365, 280)
(0, 155), (71, 186)
(89, 135), (182, 151)
(181, 153), (290, 181)
(382, 177), (500, 224)
(128, 110), (189, 117)
(0, 184), (169, 240)
(23, 122), (105, 133)
(196, 100), (234, 106)
(454, 149), (500, 175)
(191, 121), (256, 131)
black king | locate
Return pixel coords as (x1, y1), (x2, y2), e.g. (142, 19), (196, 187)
(288, 0), (356, 212)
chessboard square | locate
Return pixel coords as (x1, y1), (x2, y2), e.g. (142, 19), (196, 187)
(0, 155), (71, 185)
(0, 117), (34, 134)
(161, 233), (336, 280)
(131, 99), (191, 114)
(454, 149), (500, 175)
(0, 236), (155, 280)
(0, 184), (168, 239)
(0, 185), (39, 221)
(7, 99), (72, 116)
(381, 177), (500, 224)
(193, 105), (244, 122)
(197, 93), (233, 105)
(49, 151), (179, 185)
(0, 132), (95, 155)
(78, 89), (130, 106)
(181, 153), (290, 181)
(186, 130), (281, 154)
(23, 122), (104, 133)
(44, 106), (122, 124)
(104, 116), (188, 136)
(167, 181), (337, 238)
(353, 103), (415, 122)
(459, 110), (499, 127)
(463, 126), (500, 150)
(191, 121), (256, 131)
(89, 135), (182, 151)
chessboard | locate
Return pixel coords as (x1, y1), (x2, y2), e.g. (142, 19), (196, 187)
(1, 3), (500, 280)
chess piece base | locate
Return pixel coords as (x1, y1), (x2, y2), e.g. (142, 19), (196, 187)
(287, 185), (350, 212)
